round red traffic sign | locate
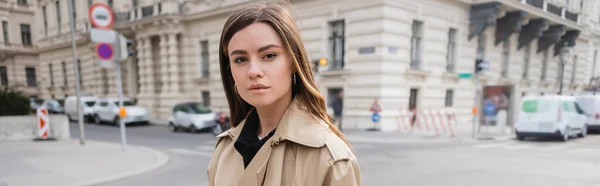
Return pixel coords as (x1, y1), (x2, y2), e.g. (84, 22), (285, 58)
(96, 43), (114, 60)
(88, 3), (114, 29)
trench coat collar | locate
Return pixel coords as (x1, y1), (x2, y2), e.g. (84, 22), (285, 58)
(217, 97), (331, 148)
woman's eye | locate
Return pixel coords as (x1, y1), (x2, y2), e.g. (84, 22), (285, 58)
(264, 53), (277, 59)
(233, 57), (248, 63)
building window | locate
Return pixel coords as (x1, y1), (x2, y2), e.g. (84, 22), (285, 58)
(26, 67), (36, 87)
(445, 89), (453, 107)
(476, 34), (486, 60)
(522, 44), (531, 79)
(328, 20), (345, 70)
(17, 0), (27, 4)
(0, 66), (7, 86)
(56, 1), (61, 34)
(200, 40), (209, 78)
(43, 6), (48, 37)
(541, 50), (548, 81)
(2, 21), (8, 43)
(201, 91), (211, 106)
(446, 28), (457, 72)
(88, 0), (93, 7)
(20, 24), (31, 46)
(571, 55), (577, 84)
(62, 61), (67, 86)
(411, 20), (423, 70)
(107, 0), (113, 8)
(49, 63), (54, 87)
(501, 40), (510, 77)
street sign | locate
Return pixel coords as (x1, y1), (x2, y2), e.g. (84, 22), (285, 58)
(99, 60), (115, 68)
(479, 60), (490, 70)
(91, 28), (116, 43)
(96, 43), (114, 60)
(89, 3), (114, 29)
(371, 112), (381, 123)
(458, 73), (473, 79)
(370, 99), (382, 113)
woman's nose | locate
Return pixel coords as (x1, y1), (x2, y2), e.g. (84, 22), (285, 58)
(247, 60), (264, 79)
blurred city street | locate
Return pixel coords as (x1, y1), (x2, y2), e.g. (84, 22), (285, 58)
(56, 122), (600, 186)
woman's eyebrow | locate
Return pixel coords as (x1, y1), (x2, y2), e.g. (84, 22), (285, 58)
(257, 44), (282, 53)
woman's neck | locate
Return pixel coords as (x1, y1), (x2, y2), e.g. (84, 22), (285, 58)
(255, 91), (293, 138)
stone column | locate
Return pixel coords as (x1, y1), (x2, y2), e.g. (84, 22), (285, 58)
(160, 34), (169, 94)
(167, 33), (180, 93)
(136, 37), (148, 96)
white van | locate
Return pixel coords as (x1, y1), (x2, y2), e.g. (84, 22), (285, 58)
(575, 95), (600, 131)
(515, 96), (587, 141)
(65, 96), (98, 122)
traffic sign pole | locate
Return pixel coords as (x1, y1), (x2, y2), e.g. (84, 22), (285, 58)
(115, 33), (127, 152)
(89, 2), (127, 151)
(69, 0), (85, 145)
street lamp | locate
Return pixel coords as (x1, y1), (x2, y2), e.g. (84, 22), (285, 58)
(558, 42), (572, 95)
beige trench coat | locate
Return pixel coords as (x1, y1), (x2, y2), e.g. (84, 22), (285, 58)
(207, 99), (362, 186)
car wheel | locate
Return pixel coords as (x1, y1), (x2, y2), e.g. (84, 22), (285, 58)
(169, 122), (178, 132)
(578, 125), (587, 138)
(516, 133), (525, 141)
(212, 123), (224, 136)
(113, 116), (121, 126)
(94, 115), (102, 125)
(560, 127), (570, 142)
(189, 125), (198, 133)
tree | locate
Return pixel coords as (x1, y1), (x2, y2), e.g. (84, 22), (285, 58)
(0, 87), (30, 116)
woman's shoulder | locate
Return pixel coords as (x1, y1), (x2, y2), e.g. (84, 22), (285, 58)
(289, 129), (356, 164)
(322, 131), (357, 163)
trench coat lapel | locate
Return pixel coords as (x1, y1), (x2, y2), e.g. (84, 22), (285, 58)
(236, 136), (274, 186)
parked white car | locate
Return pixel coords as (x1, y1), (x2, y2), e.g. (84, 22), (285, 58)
(515, 96), (587, 141)
(575, 95), (600, 131)
(64, 96), (98, 122)
(93, 98), (149, 125)
(169, 102), (217, 133)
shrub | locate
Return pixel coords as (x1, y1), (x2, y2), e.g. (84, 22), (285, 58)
(0, 87), (30, 116)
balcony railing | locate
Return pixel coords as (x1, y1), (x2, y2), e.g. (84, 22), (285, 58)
(0, 42), (35, 52)
(546, 3), (562, 16)
(525, 0), (544, 9)
(521, 0), (579, 23)
(115, 12), (131, 23)
(565, 10), (578, 22)
(141, 5), (154, 17)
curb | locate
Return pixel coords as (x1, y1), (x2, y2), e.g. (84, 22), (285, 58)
(74, 145), (170, 186)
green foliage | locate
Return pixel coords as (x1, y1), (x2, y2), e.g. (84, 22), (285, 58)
(0, 87), (30, 116)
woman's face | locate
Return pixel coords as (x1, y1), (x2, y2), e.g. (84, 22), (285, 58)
(227, 22), (294, 108)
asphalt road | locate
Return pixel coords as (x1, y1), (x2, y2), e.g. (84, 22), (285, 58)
(70, 122), (600, 186)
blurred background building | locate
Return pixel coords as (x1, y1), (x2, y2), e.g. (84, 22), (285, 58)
(29, 0), (600, 130)
(0, 0), (39, 97)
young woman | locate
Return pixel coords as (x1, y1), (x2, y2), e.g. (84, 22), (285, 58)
(207, 2), (362, 186)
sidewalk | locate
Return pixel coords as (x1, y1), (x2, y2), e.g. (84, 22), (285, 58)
(344, 122), (516, 144)
(0, 139), (169, 186)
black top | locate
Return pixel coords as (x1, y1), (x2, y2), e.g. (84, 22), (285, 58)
(234, 109), (276, 168)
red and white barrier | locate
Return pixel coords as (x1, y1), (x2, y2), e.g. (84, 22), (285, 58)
(37, 107), (50, 139)
(395, 108), (458, 137)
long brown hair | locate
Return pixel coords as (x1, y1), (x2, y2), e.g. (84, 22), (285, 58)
(218, 1), (348, 144)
